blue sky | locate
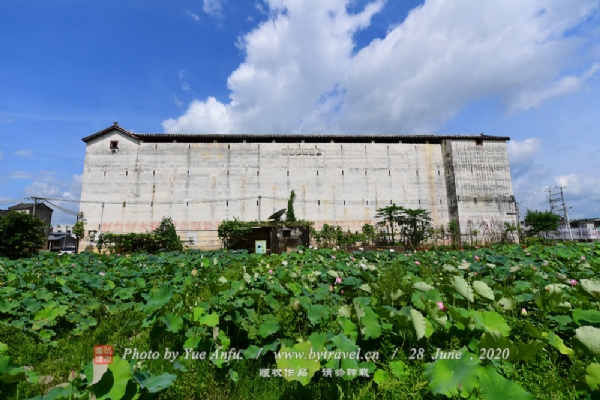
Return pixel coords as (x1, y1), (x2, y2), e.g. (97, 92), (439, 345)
(1, 0), (599, 225)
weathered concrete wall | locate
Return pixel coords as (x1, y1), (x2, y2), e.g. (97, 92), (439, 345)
(79, 128), (514, 249)
(442, 139), (518, 240)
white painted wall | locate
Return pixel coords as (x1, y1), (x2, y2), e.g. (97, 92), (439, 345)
(79, 128), (515, 249)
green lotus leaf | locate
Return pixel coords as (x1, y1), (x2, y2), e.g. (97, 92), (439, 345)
(338, 317), (358, 342)
(161, 313), (184, 333)
(544, 331), (574, 358)
(389, 360), (410, 378)
(34, 306), (60, 321)
(88, 356), (133, 400)
(275, 341), (320, 386)
(575, 326), (600, 355)
(473, 281), (495, 301)
(259, 316), (280, 338)
(330, 333), (359, 353)
(452, 276), (474, 302)
(199, 312), (219, 327)
(585, 363), (600, 390)
(572, 309), (600, 325)
(359, 306), (382, 340)
(142, 285), (174, 314)
(135, 371), (177, 393)
(498, 297), (514, 311)
(410, 309), (427, 340)
(0, 300), (18, 314)
(580, 279), (600, 296)
(478, 366), (533, 400)
(390, 289), (403, 301)
(545, 283), (568, 293)
(242, 345), (262, 360)
(471, 311), (510, 337)
(423, 348), (480, 397)
(373, 369), (389, 385)
(307, 332), (327, 352)
(305, 304), (329, 325)
(337, 304), (352, 318)
(413, 282), (434, 292)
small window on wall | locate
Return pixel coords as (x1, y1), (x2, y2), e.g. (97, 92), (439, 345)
(110, 141), (119, 150)
(476, 139), (483, 146)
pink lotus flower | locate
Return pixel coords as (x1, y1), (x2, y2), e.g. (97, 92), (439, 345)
(474, 256), (480, 261)
(569, 279), (578, 286)
(350, 257), (355, 261)
(335, 277), (342, 284)
(332, 256), (336, 260)
(269, 269), (273, 274)
(341, 290), (344, 293)
(521, 308), (527, 316)
(99, 272), (105, 276)
(473, 272), (478, 276)
(329, 285), (334, 291)
(436, 302), (447, 311)
(581, 256), (586, 261)
(475, 246), (479, 249)
(415, 261), (420, 265)
(71, 264), (75, 267)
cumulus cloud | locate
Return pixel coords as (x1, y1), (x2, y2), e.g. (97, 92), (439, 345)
(203, 0), (225, 18)
(186, 10), (200, 21)
(14, 149), (33, 157)
(507, 138), (542, 166)
(163, 0), (600, 135)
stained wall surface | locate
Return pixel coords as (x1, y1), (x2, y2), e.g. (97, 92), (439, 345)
(79, 128), (516, 249)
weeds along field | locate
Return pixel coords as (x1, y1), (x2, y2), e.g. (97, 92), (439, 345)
(1, 243), (600, 400)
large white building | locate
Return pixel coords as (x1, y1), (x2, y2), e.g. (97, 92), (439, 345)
(79, 123), (518, 249)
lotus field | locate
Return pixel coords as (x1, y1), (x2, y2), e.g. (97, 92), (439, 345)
(1, 243), (600, 399)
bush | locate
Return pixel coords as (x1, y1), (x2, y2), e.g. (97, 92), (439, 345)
(0, 211), (46, 259)
(97, 217), (183, 254)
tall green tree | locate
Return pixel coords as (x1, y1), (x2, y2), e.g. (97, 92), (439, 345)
(154, 217), (183, 251)
(286, 190), (297, 222)
(0, 211), (47, 259)
(375, 204), (404, 243)
(72, 220), (85, 254)
(524, 210), (560, 242)
(397, 208), (433, 249)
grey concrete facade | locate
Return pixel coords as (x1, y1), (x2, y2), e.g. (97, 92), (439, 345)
(79, 124), (517, 249)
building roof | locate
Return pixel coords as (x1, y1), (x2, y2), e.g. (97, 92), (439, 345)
(82, 123), (511, 144)
(8, 203), (52, 211)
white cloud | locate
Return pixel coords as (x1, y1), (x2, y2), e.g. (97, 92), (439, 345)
(186, 10), (200, 21)
(23, 174), (84, 225)
(510, 63), (600, 112)
(8, 170), (32, 179)
(14, 149), (33, 157)
(507, 138), (542, 166)
(172, 95), (183, 107)
(163, 0), (600, 135)
(203, 0), (225, 18)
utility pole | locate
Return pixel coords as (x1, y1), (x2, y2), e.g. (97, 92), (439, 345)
(32, 196), (38, 217)
(99, 202), (105, 237)
(547, 186), (573, 241)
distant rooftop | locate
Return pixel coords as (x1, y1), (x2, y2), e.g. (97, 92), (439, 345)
(82, 123), (511, 144)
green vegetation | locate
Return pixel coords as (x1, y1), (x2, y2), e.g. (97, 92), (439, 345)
(286, 190), (297, 223)
(1, 242), (600, 399)
(96, 217), (183, 254)
(524, 210), (561, 242)
(0, 211), (46, 259)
